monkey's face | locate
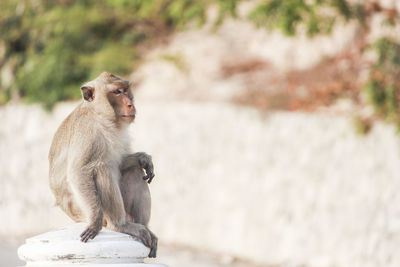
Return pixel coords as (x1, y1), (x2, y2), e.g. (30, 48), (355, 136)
(81, 72), (137, 124)
(106, 86), (136, 123)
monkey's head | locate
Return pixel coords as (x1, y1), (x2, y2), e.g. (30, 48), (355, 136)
(80, 72), (136, 124)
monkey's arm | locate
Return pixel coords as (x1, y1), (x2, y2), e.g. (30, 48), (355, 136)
(120, 152), (155, 183)
(67, 151), (104, 242)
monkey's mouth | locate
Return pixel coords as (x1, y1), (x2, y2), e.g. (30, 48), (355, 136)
(121, 114), (136, 121)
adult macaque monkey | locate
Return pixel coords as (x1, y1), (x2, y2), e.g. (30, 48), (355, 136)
(49, 72), (157, 257)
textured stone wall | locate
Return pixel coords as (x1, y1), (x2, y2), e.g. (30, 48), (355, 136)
(1, 101), (400, 267)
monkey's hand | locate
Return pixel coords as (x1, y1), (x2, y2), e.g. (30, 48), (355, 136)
(80, 222), (102, 242)
(121, 152), (155, 184)
(137, 153), (155, 184)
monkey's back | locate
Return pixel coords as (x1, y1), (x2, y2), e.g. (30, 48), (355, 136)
(48, 104), (90, 205)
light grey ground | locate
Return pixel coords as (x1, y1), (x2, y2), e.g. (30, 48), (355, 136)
(0, 242), (23, 267)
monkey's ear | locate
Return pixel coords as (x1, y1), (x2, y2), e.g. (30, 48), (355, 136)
(80, 85), (95, 102)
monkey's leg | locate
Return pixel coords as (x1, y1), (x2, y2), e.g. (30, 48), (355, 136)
(96, 164), (157, 257)
(55, 190), (85, 223)
(120, 166), (151, 226)
(119, 154), (158, 257)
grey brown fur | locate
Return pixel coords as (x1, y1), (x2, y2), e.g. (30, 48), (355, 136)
(49, 72), (157, 257)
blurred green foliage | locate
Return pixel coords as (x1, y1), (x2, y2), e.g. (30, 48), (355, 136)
(1, 0), (400, 129)
(365, 38), (400, 128)
(353, 116), (372, 135)
(248, 0), (360, 36)
(0, 0), (237, 109)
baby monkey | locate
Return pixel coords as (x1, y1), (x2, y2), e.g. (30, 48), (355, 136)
(49, 72), (157, 257)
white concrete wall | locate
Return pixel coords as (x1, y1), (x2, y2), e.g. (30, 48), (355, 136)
(1, 101), (400, 267)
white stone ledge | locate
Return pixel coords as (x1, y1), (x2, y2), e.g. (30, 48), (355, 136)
(18, 224), (166, 267)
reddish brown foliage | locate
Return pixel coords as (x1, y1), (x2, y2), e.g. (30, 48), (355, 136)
(227, 42), (367, 112)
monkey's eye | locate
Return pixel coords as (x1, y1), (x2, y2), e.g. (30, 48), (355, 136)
(113, 89), (123, 95)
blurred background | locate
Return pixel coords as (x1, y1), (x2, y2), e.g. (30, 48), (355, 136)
(1, 0), (400, 266)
